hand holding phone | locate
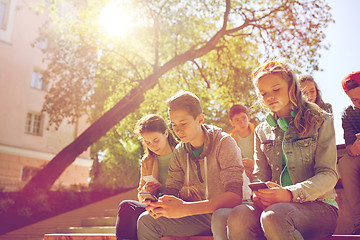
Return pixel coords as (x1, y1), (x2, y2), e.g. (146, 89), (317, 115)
(248, 182), (269, 191)
(139, 192), (158, 202)
(143, 175), (160, 184)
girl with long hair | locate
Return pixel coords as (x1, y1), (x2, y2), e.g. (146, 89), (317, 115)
(213, 59), (339, 239)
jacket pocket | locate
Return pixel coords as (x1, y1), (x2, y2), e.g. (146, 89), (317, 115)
(260, 140), (275, 165)
(293, 137), (316, 165)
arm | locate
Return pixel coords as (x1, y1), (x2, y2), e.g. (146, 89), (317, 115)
(285, 116), (339, 202)
(164, 148), (185, 197)
(146, 191), (242, 219)
(347, 141), (360, 156)
(138, 156), (161, 201)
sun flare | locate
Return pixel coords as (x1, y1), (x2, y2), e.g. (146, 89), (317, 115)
(99, 1), (133, 36)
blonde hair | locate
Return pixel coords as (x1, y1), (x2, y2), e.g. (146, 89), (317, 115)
(253, 59), (323, 136)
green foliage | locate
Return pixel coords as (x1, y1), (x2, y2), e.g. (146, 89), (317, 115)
(33, 0), (333, 189)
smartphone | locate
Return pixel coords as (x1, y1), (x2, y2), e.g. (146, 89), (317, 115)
(248, 182), (269, 191)
(142, 175), (160, 184)
(139, 192), (158, 202)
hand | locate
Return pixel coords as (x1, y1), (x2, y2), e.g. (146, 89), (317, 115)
(144, 182), (162, 195)
(145, 195), (187, 219)
(242, 158), (254, 181)
(350, 140), (360, 156)
(252, 182), (292, 208)
(242, 158), (254, 169)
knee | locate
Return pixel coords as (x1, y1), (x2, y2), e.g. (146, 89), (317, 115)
(117, 200), (134, 216)
(211, 208), (231, 230)
(212, 208), (231, 223)
(228, 204), (254, 230)
(137, 211), (153, 228)
(260, 204), (285, 232)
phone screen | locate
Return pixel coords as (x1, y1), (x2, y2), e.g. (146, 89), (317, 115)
(139, 192), (158, 202)
(248, 182), (268, 191)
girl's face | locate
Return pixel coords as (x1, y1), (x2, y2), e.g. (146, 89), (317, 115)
(300, 81), (317, 103)
(141, 130), (171, 156)
(256, 73), (292, 118)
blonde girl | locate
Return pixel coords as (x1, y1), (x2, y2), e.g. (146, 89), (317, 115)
(223, 60), (338, 240)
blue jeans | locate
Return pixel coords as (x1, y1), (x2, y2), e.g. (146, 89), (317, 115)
(339, 154), (360, 231)
(116, 200), (147, 240)
(137, 211), (212, 240)
(213, 202), (338, 240)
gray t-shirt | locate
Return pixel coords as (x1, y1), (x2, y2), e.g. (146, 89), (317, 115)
(237, 134), (253, 159)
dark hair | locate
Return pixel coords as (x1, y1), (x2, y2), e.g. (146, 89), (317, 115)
(229, 104), (249, 120)
(134, 114), (178, 156)
(166, 90), (202, 119)
(298, 74), (327, 110)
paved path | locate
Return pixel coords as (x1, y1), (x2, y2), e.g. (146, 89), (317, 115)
(0, 188), (137, 240)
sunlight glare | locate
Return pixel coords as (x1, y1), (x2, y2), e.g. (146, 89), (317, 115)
(99, 1), (133, 36)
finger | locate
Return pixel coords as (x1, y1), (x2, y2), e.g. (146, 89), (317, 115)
(265, 181), (280, 188)
(159, 195), (174, 201)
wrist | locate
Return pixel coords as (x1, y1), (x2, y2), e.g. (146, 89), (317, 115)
(287, 189), (293, 202)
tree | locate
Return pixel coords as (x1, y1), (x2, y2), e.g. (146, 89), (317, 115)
(23, 0), (333, 192)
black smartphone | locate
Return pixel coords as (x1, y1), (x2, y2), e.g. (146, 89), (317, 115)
(139, 192), (158, 202)
(248, 182), (269, 191)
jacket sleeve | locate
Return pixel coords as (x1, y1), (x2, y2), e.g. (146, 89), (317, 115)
(285, 116), (339, 202)
(218, 135), (244, 197)
(164, 149), (185, 196)
(137, 157), (150, 201)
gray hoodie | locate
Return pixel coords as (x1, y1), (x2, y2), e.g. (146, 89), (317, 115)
(165, 124), (244, 200)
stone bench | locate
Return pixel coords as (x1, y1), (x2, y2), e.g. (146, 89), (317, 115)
(44, 233), (360, 240)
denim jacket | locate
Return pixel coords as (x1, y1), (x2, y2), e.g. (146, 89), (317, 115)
(253, 114), (338, 203)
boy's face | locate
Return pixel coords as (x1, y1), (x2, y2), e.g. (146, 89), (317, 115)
(169, 109), (204, 145)
(230, 112), (250, 132)
(347, 87), (360, 109)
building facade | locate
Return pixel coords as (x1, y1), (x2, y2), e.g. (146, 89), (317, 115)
(0, 0), (92, 191)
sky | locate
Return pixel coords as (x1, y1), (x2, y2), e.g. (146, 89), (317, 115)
(312, 0), (360, 145)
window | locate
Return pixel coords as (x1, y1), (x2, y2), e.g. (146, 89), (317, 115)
(0, 0), (9, 30)
(25, 112), (43, 135)
(0, 0), (16, 43)
(31, 71), (44, 90)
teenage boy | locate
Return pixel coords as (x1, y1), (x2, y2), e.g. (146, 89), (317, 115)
(228, 104), (256, 182)
(338, 71), (360, 235)
(137, 90), (244, 240)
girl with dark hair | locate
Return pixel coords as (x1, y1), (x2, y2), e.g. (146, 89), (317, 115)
(299, 74), (333, 113)
(116, 114), (200, 240)
(116, 114), (177, 240)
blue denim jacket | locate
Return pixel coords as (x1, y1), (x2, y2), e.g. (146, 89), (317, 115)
(253, 114), (338, 203)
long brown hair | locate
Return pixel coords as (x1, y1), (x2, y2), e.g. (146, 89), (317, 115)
(134, 114), (178, 156)
(298, 75), (328, 110)
(253, 59), (323, 136)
